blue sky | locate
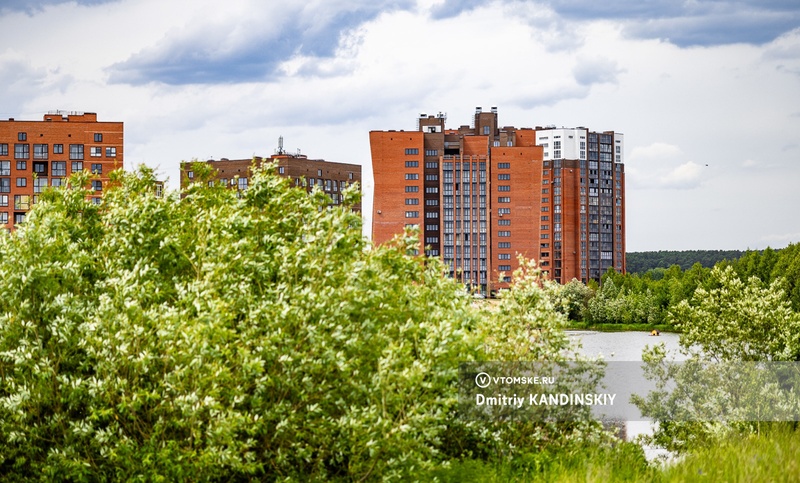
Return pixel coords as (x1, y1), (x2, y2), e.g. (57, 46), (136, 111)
(1, 0), (799, 250)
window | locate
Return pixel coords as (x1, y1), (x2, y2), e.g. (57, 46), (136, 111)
(425, 212), (438, 218)
(14, 195), (30, 210)
(91, 147), (102, 157)
(498, 219), (510, 226)
(238, 177), (248, 190)
(498, 208), (510, 215)
(425, 161), (439, 169)
(0, 195), (7, 206)
(94, 133), (103, 142)
(498, 174), (510, 180)
(187, 170), (194, 179)
(91, 180), (102, 192)
(0, 144), (7, 156)
(483, 126), (490, 135)
(0, 179), (8, 193)
(425, 174), (438, 181)
(14, 213), (25, 224)
(53, 144), (64, 154)
(405, 173), (419, 180)
(0, 161), (8, 176)
(18, 132), (26, 141)
(498, 185), (510, 192)
(91, 197), (102, 205)
(106, 147), (116, 157)
(404, 148), (419, 155)
(0, 212), (6, 224)
(498, 253), (511, 260)
(71, 161), (83, 172)
(33, 144), (48, 159)
(405, 160), (419, 168)
(14, 144), (29, 159)
(498, 231), (511, 237)
(405, 211), (419, 218)
(425, 149), (438, 156)
(278, 166), (285, 174)
(425, 187), (439, 194)
(405, 198), (419, 205)
(69, 144), (84, 160)
(405, 186), (418, 192)
(425, 224), (439, 231)
(33, 162), (47, 175)
(498, 163), (510, 169)
(498, 242), (511, 248)
(498, 197), (510, 203)
(16, 178), (26, 187)
(33, 177), (48, 193)
(498, 265), (512, 271)
(425, 199), (439, 206)
(51, 178), (64, 188)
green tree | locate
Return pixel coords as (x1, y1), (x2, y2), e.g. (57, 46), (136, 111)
(0, 165), (606, 481)
(550, 278), (593, 321)
(634, 265), (800, 452)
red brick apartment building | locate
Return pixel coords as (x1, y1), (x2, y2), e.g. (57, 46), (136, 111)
(370, 107), (625, 294)
(180, 151), (361, 212)
(0, 111), (123, 228)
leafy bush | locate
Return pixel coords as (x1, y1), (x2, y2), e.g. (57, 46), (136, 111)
(633, 266), (800, 452)
(0, 165), (606, 481)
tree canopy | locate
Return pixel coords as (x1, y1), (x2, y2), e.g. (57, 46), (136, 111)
(0, 165), (604, 481)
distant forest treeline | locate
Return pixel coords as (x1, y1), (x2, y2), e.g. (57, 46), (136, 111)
(626, 250), (747, 273)
(555, 243), (800, 330)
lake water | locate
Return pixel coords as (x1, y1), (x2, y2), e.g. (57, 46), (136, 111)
(568, 330), (684, 460)
(567, 330), (683, 361)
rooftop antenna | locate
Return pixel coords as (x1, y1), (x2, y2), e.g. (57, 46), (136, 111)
(276, 136), (285, 155)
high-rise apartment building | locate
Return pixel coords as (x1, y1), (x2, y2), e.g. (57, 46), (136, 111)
(0, 111), (123, 228)
(180, 151), (362, 211)
(370, 107), (625, 293)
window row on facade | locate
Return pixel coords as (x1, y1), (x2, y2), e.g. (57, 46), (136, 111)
(0, 143), (117, 160)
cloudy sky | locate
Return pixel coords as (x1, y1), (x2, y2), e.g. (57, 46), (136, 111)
(2, 0), (799, 251)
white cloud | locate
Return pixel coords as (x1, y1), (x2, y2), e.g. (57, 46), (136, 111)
(626, 143), (704, 189)
(661, 161), (703, 189)
(1, 0), (800, 251)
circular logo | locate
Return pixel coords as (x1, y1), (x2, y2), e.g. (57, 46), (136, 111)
(475, 372), (491, 388)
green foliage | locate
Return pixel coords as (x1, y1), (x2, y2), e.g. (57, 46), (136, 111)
(626, 250), (746, 273)
(442, 260), (610, 464)
(673, 265), (800, 361)
(549, 278), (593, 321)
(429, 442), (655, 482)
(0, 165), (482, 480)
(633, 266), (800, 453)
(730, 243), (800, 311)
(660, 424), (800, 483)
(0, 164), (607, 481)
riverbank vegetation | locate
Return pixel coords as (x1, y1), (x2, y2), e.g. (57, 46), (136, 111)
(1, 164), (798, 480)
(552, 243), (800, 332)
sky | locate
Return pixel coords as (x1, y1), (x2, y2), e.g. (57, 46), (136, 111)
(1, 0), (799, 251)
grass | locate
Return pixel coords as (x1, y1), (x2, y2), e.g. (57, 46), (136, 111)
(661, 425), (800, 483)
(564, 321), (677, 333)
(428, 442), (658, 482)
(430, 426), (800, 482)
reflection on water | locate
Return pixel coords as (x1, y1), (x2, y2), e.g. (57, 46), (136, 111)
(568, 330), (684, 461)
(568, 330), (683, 361)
